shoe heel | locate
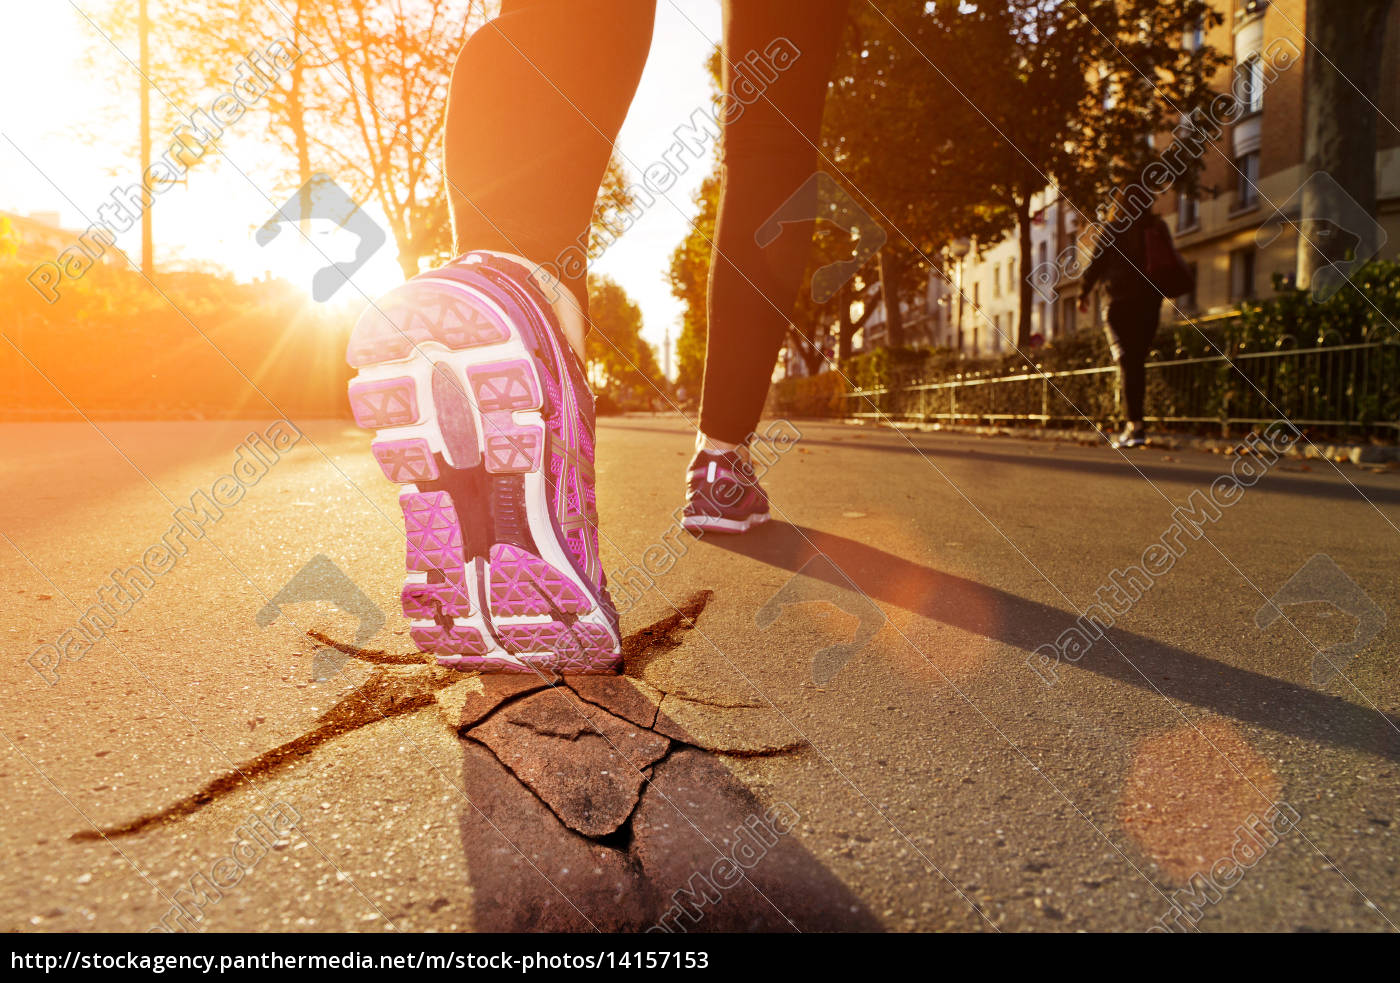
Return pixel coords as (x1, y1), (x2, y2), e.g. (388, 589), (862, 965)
(346, 283), (510, 367)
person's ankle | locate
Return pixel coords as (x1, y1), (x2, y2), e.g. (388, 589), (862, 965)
(470, 250), (587, 363)
(518, 263), (586, 364)
(695, 431), (749, 463)
(545, 280), (587, 364)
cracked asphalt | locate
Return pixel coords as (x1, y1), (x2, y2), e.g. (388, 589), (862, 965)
(1, 415), (1397, 932)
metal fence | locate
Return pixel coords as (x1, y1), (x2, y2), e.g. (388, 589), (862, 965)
(838, 339), (1400, 434)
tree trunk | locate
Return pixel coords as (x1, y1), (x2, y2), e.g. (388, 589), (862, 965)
(284, 1), (314, 235)
(837, 281), (855, 360)
(788, 326), (826, 375)
(395, 241), (421, 280)
(878, 249), (904, 349)
(289, 64), (313, 236)
(1298, 0), (1395, 291)
(1016, 196), (1034, 350)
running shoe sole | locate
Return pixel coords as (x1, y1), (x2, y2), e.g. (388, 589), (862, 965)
(346, 264), (620, 674)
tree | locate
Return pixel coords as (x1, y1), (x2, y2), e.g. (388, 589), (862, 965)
(1298, 0), (1397, 292)
(302, 0), (486, 278)
(820, 3), (1011, 350)
(823, 1), (1227, 350)
(669, 172), (719, 394)
(786, 220), (882, 367)
(83, 1), (488, 278)
(82, 1), (646, 283)
(585, 274), (664, 408)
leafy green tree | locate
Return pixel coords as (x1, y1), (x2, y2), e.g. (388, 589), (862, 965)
(668, 172), (718, 394)
(585, 274), (664, 409)
(824, 0), (1227, 350)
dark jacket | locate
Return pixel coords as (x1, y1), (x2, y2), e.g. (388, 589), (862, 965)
(1080, 213), (1162, 302)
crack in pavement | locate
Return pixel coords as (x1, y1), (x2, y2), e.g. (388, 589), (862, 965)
(619, 589), (712, 674)
(74, 590), (807, 844)
(663, 693), (767, 710)
(73, 665), (459, 840)
(70, 588), (869, 930)
(306, 629), (430, 665)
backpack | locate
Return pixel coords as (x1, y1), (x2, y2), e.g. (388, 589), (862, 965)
(1143, 217), (1194, 298)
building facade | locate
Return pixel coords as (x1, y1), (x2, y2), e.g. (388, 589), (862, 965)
(790, 0), (1400, 370)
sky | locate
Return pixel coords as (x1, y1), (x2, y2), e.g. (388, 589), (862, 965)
(0, 0), (721, 375)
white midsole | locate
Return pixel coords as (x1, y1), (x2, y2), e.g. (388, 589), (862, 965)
(681, 511), (771, 534)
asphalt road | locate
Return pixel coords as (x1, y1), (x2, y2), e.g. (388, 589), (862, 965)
(1, 414), (1397, 933)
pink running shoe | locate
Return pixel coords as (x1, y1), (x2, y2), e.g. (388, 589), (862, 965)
(346, 253), (620, 674)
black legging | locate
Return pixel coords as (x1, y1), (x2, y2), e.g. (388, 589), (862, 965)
(1106, 295), (1161, 423)
(444, 0), (850, 444)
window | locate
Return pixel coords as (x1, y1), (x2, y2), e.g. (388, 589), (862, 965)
(993, 264), (1001, 297)
(1237, 54), (1265, 115)
(1008, 258), (1016, 291)
(1229, 247), (1256, 302)
(1235, 151), (1260, 209)
(1177, 190), (1199, 230)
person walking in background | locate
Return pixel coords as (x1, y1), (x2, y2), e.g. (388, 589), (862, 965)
(343, 1), (851, 674)
(1077, 206), (1170, 449)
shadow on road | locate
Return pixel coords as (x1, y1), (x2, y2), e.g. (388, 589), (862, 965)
(710, 522), (1400, 763)
(455, 736), (885, 932)
(793, 435), (1400, 506)
(454, 596), (888, 932)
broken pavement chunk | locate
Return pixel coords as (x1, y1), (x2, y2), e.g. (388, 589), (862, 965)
(653, 695), (808, 756)
(436, 673), (554, 730)
(468, 689), (670, 837)
(565, 674), (664, 729)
